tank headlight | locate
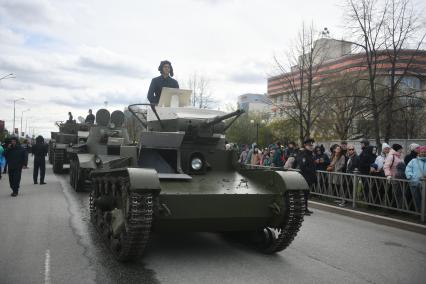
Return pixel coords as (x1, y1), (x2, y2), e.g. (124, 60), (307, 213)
(191, 157), (203, 171)
(95, 158), (102, 164)
(69, 142), (73, 147)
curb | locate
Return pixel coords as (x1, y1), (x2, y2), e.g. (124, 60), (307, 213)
(309, 201), (426, 236)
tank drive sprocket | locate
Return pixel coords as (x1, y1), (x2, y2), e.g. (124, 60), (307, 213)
(90, 171), (153, 261)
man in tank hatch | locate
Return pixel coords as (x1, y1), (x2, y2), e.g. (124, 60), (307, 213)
(147, 60), (179, 104)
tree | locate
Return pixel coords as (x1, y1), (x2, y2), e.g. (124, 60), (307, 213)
(382, 0), (426, 141)
(345, 0), (389, 148)
(319, 75), (369, 140)
(273, 23), (328, 144)
(185, 73), (216, 109)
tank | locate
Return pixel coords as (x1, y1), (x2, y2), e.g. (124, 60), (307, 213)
(86, 101), (309, 262)
(51, 120), (90, 173)
(68, 109), (129, 192)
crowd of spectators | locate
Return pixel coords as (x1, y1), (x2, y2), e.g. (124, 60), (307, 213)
(235, 139), (426, 213)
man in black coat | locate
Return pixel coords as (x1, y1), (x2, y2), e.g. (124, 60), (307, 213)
(4, 136), (28, 196)
(85, 109), (95, 124)
(32, 135), (48, 184)
(147, 60), (179, 104)
(358, 139), (377, 175)
(296, 138), (316, 215)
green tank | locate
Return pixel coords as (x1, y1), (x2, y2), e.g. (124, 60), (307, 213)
(68, 109), (128, 192)
(86, 103), (309, 262)
(50, 120), (90, 173)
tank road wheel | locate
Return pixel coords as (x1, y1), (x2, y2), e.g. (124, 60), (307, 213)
(252, 191), (306, 253)
(53, 150), (64, 174)
(90, 175), (153, 262)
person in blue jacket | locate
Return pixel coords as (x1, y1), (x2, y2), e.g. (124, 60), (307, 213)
(405, 146), (426, 211)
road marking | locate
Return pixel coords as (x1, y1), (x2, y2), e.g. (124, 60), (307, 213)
(44, 249), (51, 284)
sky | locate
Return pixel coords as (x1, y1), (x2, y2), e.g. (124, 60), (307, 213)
(0, 0), (352, 137)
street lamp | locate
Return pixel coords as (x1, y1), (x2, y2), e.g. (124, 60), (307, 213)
(250, 119), (266, 145)
(20, 109), (30, 137)
(13, 97), (25, 135)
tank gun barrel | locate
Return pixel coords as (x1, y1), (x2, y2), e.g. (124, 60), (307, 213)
(203, 109), (245, 127)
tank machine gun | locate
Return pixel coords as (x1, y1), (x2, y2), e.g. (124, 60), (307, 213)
(87, 94), (309, 262)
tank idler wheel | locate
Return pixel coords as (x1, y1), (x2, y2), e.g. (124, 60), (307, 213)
(253, 190), (306, 254)
(90, 175), (153, 262)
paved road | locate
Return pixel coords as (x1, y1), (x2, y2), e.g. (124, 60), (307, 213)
(0, 157), (425, 284)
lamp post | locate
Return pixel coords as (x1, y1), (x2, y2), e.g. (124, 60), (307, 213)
(13, 97), (25, 135)
(250, 119), (266, 145)
(20, 109), (30, 137)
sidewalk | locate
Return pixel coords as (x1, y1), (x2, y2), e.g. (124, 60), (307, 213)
(309, 199), (426, 235)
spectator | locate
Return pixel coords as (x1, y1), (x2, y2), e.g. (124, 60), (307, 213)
(245, 143), (256, 165)
(372, 143), (391, 176)
(313, 146), (330, 171)
(328, 145), (346, 206)
(251, 148), (262, 165)
(238, 145), (249, 164)
(284, 141), (297, 160)
(405, 146), (426, 211)
(262, 150), (272, 167)
(404, 143), (420, 165)
(340, 141), (349, 172)
(346, 144), (359, 173)
(0, 142), (4, 179)
(32, 135), (48, 184)
(384, 144), (404, 179)
(358, 139), (377, 175)
(272, 142), (284, 167)
(4, 136), (28, 197)
(295, 138), (316, 215)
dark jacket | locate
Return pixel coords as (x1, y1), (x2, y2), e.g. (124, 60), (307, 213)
(32, 143), (48, 158)
(296, 149), (316, 186)
(85, 113), (95, 124)
(404, 151), (417, 166)
(147, 75), (179, 104)
(4, 144), (28, 169)
(346, 154), (360, 173)
(313, 153), (330, 171)
(359, 146), (376, 175)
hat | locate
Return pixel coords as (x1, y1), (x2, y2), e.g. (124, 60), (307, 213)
(418, 146), (426, 152)
(304, 138), (315, 145)
(409, 143), (420, 151)
(382, 142), (390, 149)
(392, 144), (403, 151)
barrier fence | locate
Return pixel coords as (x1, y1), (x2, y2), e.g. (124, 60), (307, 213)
(312, 170), (426, 222)
(241, 164), (425, 222)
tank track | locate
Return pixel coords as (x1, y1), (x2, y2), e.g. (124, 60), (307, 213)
(90, 173), (153, 262)
(53, 150), (64, 174)
(259, 190), (306, 253)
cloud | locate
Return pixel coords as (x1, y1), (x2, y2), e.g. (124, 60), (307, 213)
(0, 0), (54, 25)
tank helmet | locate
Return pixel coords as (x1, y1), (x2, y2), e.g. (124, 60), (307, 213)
(158, 60), (174, 77)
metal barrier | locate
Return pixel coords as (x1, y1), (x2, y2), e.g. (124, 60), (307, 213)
(312, 170), (426, 222)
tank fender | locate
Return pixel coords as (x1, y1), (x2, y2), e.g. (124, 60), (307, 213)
(126, 168), (161, 194)
(77, 153), (97, 169)
(273, 170), (309, 192)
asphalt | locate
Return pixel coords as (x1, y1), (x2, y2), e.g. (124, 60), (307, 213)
(0, 157), (425, 284)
